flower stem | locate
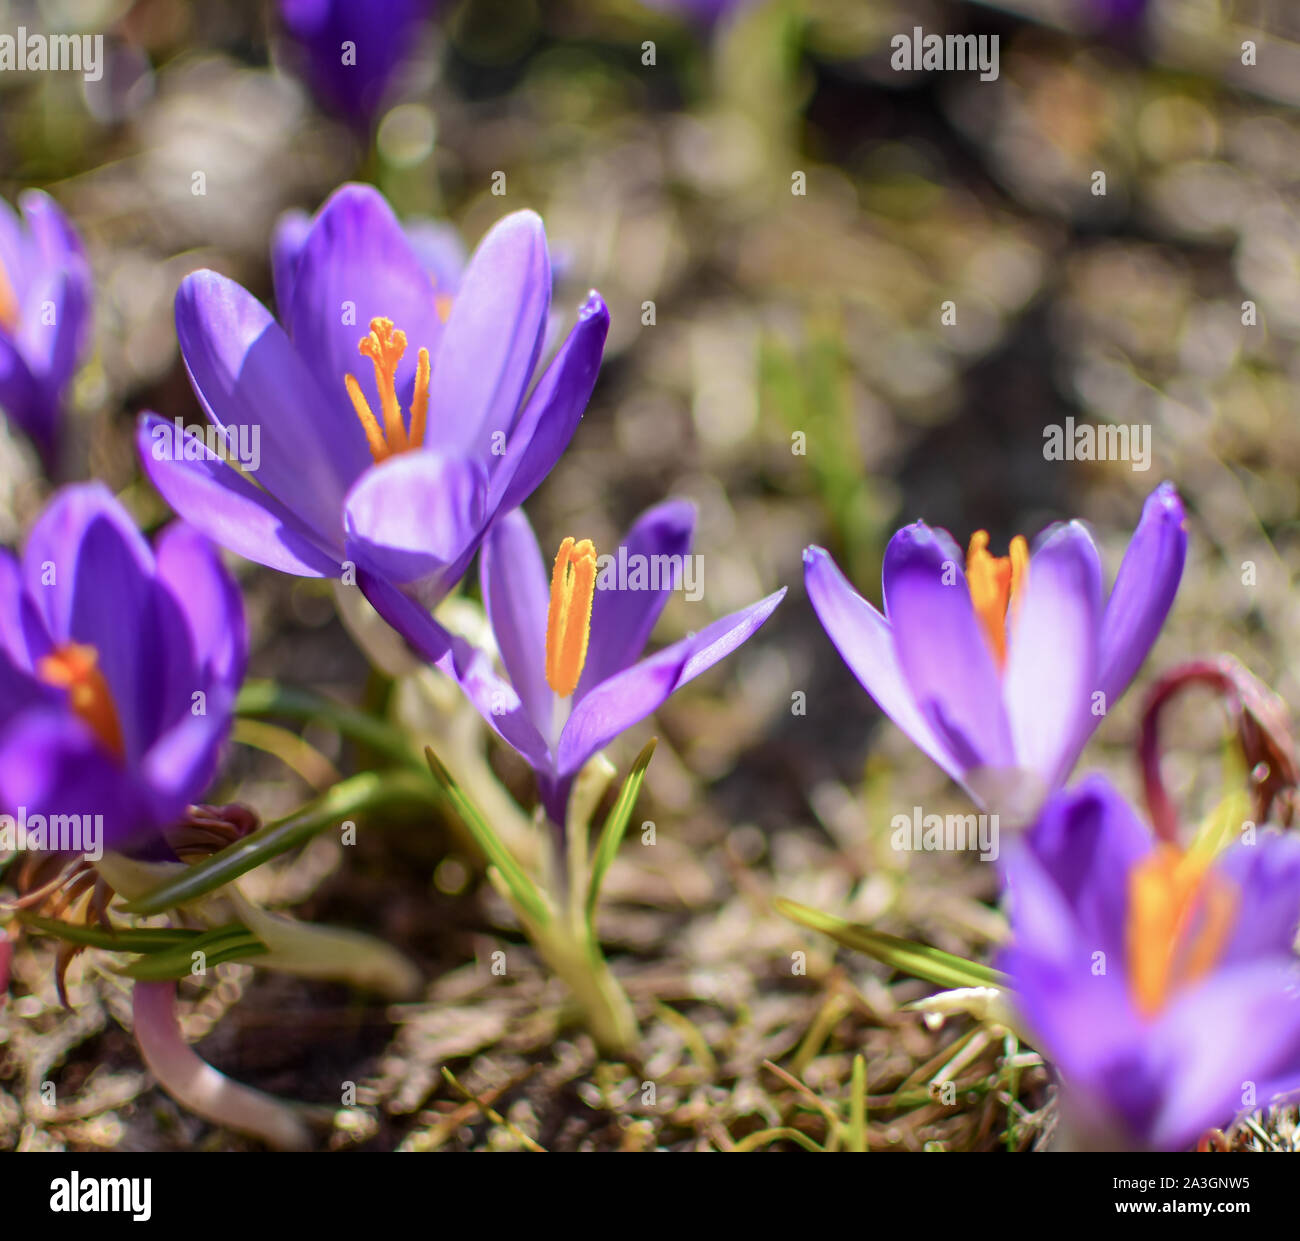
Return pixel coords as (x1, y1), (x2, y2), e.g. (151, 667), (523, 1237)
(131, 980), (311, 1150)
(529, 917), (640, 1062)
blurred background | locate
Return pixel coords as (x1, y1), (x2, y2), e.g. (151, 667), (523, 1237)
(2, 0), (1299, 1151)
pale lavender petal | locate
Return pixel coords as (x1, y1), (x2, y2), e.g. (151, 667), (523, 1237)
(1098, 482), (1186, 704)
(429, 210), (550, 458)
(486, 292), (608, 515)
(138, 414), (342, 577)
(1003, 776), (1151, 967)
(480, 508), (553, 740)
(577, 498), (694, 699)
(176, 269), (355, 536)
(270, 208), (311, 316)
(1003, 521), (1102, 789)
(1149, 961), (1300, 1150)
(882, 523), (1015, 771)
(140, 709), (229, 826)
(343, 452), (488, 587)
(153, 521), (248, 691)
(803, 545), (961, 782)
(557, 589), (784, 777)
(1215, 832), (1300, 965)
(403, 218), (467, 292)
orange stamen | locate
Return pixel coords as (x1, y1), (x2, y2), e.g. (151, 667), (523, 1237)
(966, 531), (1029, 669)
(545, 537), (598, 699)
(36, 643), (125, 760)
(0, 256), (18, 333)
(344, 316), (431, 463)
(435, 294), (454, 325)
(1126, 844), (1237, 1018)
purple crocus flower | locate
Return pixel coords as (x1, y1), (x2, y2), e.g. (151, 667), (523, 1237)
(369, 501), (784, 824)
(999, 776), (1300, 1151)
(278, 0), (436, 127)
(137, 184), (607, 616)
(804, 484), (1186, 819)
(0, 190), (92, 465)
(0, 484), (246, 851)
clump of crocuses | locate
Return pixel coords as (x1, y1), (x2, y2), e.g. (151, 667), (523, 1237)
(803, 483), (1186, 820)
(0, 484), (245, 850)
(999, 777), (1300, 1151)
(0, 191), (92, 465)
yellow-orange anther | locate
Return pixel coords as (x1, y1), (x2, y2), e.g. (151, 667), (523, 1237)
(344, 317), (431, 463)
(435, 293), (454, 325)
(966, 531), (1029, 669)
(545, 537), (598, 699)
(1126, 844), (1237, 1018)
(36, 643), (125, 761)
(0, 257), (19, 333)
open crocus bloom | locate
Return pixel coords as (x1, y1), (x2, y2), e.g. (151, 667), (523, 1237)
(278, 0), (436, 126)
(0, 190), (92, 464)
(999, 777), (1300, 1151)
(0, 485), (246, 851)
(368, 502), (784, 824)
(804, 483), (1186, 820)
(138, 183), (607, 613)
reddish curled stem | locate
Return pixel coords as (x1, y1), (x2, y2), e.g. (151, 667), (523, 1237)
(1138, 656), (1299, 844)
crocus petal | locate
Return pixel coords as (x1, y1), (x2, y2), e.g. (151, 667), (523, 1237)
(343, 451), (488, 589)
(1002, 521), (1102, 792)
(0, 550), (25, 664)
(557, 588), (784, 777)
(353, 570), (454, 665)
(444, 635), (554, 773)
(404, 218), (468, 292)
(803, 545), (961, 782)
(486, 292), (609, 515)
(1001, 775), (1151, 968)
(1097, 482), (1186, 705)
(480, 508), (553, 740)
(882, 523), (1015, 773)
(1215, 831), (1300, 964)
(153, 521), (249, 690)
(429, 210), (550, 459)
(0, 335), (45, 446)
(138, 414), (342, 577)
(18, 190), (85, 273)
(576, 498), (694, 699)
(16, 192), (90, 386)
(0, 707), (151, 849)
(176, 270), (356, 537)
(286, 184), (443, 452)
(1148, 960), (1300, 1150)
(22, 482), (154, 646)
(140, 709), (229, 827)
(270, 207), (311, 316)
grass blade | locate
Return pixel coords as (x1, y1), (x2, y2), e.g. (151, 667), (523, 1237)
(20, 915), (201, 952)
(424, 747), (549, 926)
(121, 768), (436, 915)
(118, 924), (268, 980)
(775, 898), (1006, 992)
(586, 738), (656, 925)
